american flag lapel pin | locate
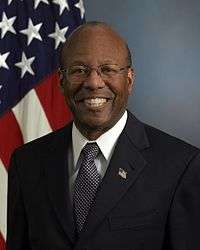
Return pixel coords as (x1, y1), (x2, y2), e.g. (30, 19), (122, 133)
(118, 168), (127, 179)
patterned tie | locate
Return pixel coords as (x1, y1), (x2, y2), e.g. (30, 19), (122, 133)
(73, 142), (101, 233)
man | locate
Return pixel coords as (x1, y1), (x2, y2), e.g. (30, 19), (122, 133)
(7, 22), (200, 250)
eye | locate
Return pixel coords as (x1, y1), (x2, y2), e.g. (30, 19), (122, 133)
(68, 66), (88, 75)
(101, 65), (118, 74)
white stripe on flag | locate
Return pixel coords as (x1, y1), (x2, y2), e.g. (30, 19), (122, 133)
(12, 89), (52, 143)
(0, 159), (7, 240)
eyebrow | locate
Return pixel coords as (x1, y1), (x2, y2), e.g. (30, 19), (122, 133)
(69, 60), (119, 66)
(69, 60), (87, 66)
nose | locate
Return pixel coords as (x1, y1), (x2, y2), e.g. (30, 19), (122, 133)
(83, 69), (105, 90)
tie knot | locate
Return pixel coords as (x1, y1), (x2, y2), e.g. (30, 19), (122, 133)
(82, 142), (99, 160)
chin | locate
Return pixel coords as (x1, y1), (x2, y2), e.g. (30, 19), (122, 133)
(85, 118), (109, 129)
(81, 115), (118, 132)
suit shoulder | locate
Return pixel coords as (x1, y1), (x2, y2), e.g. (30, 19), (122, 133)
(9, 124), (72, 179)
(127, 112), (199, 156)
(144, 123), (200, 159)
(14, 123), (71, 157)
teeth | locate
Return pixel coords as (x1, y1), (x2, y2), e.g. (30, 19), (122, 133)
(84, 98), (107, 107)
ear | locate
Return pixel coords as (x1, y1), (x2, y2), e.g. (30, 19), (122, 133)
(60, 81), (65, 93)
(58, 69), (65, 93)
(127, 67), (135, 94)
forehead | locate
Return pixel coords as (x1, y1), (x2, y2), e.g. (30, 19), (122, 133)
(61, 26), (127, 66)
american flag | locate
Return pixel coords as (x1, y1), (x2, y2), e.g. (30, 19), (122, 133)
(0, 0), (85, 248)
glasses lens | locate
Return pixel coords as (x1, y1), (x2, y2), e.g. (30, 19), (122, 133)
(100, 65), (119, 76)
(68, 66), (88, 75)
(66, 66), (87, 82)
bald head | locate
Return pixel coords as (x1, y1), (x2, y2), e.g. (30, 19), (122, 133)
(60, 21), (132, 68)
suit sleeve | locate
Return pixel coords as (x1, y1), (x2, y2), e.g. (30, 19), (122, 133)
(6, 151), (31, 250)
(163, 152), (200, 250)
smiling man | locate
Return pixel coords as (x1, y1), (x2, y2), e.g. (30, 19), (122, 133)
(7, 22), (200, 250)
(60, 22), (134, 140)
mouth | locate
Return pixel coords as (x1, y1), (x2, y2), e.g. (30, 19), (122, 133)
(76, 97), (111, 109)
(84, 97), (108, 107)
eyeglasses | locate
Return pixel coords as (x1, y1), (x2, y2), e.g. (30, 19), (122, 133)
(59, 64), (130, 83)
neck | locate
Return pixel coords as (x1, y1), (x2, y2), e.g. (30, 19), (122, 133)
(76, 126), (105, 141)
(74, 121), (113, 141)
(74, 111), (127, 141)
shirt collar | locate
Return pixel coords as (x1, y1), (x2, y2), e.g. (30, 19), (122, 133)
(72, 110), (128, 167)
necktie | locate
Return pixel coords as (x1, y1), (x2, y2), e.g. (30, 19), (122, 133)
(73, 142), (101, 233)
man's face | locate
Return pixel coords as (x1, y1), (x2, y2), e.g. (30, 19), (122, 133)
(61, 26), (134, 139)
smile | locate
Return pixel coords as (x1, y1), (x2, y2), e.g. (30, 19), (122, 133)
(83, 98), (108, 107)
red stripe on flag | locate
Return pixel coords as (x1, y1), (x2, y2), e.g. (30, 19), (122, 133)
(0, 231), (6, 250)
(35, 72), (73, 131)
(0, 111), (23, 169)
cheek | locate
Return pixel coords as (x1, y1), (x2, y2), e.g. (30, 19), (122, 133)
(114, 83), (130, 102)
(64, 82), (76, 100)
(63, 87), (74, 108)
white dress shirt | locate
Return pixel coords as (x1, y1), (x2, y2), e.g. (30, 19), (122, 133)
(68, 110), (128, 203)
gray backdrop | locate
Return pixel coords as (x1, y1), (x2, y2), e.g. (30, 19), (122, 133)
(85, 0), (200, 148)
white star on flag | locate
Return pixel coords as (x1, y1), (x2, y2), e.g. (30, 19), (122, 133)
(15, 52), (35, 78)
(20, 19), (43, 46)
(75, 0), (85, 19)
(0, 12), (16, 38)
(48, 22), (68, 49)
(8, 0), (24, 4)
(53, 0), (70, 15)
(34, 0), (49, 9)
(0, 52), (10, 69)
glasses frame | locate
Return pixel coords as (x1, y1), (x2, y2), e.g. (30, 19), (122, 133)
(59, 64), (131, 83)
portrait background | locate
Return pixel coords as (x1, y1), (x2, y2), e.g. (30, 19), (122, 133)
(85, 0), (200, 147)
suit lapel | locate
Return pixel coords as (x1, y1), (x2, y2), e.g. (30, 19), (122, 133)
(77, 112), (150, 243)
(43, 124), (76, 244)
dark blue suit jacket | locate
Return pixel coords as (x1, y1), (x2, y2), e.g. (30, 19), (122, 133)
(7, 112), (200, 250)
